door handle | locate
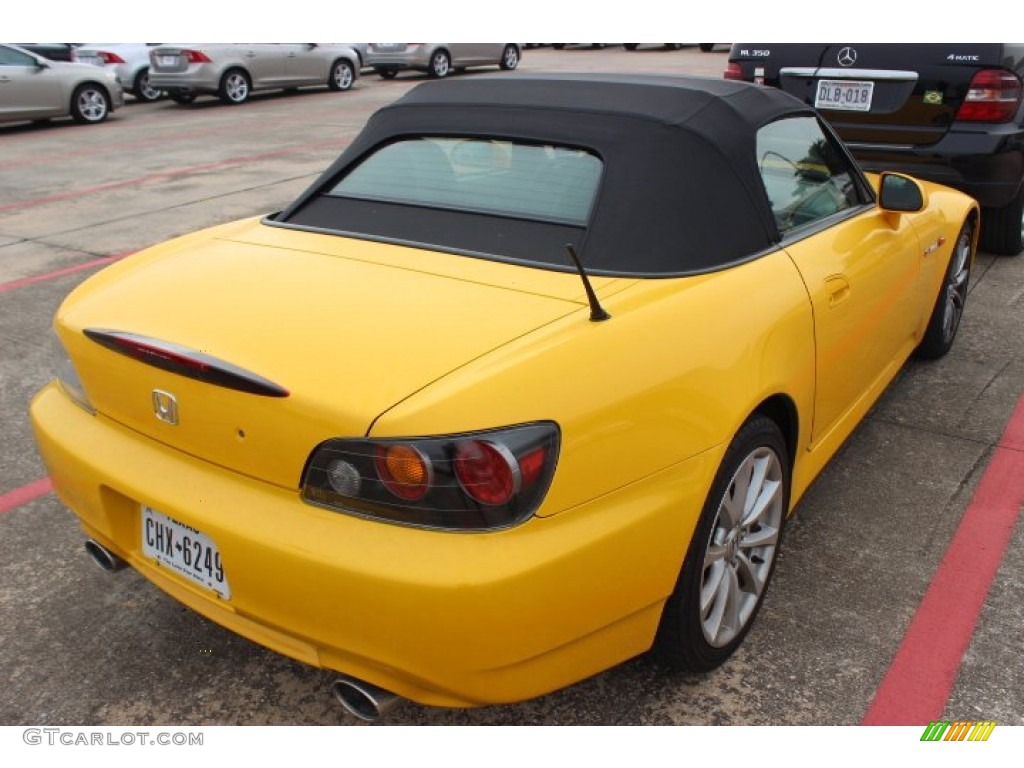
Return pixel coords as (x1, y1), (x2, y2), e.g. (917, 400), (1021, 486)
(825, 276), (851, 307)
(0, 76), (11, 83)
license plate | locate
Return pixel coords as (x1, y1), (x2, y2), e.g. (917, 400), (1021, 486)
(157, 55), (178, 67)
(815, 79), (874, 111)
(141, 506), (230, 599)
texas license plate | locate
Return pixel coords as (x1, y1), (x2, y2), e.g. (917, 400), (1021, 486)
(141, 506), (230, 598)
(815, 79), (874, 111)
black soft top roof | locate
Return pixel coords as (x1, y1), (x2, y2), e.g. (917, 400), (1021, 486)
(277, 74), (818, 276)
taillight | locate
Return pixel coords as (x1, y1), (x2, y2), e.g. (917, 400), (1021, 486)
(302, 423), (560, 530)
(184, 49), (212, 64)
(375, 444), (431, 501)
(454, 441), (517, 506)
(99, 51), (126, 64)
(956, 69), (1022, 122)
(724, 62), (745, 81)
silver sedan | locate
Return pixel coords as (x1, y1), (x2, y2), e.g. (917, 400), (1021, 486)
(73, 43), (164, 102)
(0, 44), (124, 125)
(365, 44), (521, 79)
(148, 43), (361, 105)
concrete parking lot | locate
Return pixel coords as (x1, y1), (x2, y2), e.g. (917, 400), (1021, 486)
(1, 45), (1022, 726)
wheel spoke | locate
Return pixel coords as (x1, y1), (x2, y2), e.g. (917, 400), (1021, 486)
(739, 523), (778, 550)
(742, 476), (781, 528)
(742, 454), (769, 516)
(734, 551), (766, 597)
(701, 559), (726, 614)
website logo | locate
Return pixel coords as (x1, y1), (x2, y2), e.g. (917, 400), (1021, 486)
(920, 721), (996, 742)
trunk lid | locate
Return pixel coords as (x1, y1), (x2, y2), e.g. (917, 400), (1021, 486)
(59, 221), (614, 489)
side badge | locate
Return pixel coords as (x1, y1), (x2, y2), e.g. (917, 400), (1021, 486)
(152, 390), (179, 425)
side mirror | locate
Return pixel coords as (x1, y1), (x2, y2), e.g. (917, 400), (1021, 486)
(879, 172), (926, 213)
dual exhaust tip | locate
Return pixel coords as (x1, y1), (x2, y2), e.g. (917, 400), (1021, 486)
(84, 539), (400, 721)
(332, 675), (401, 721)
(84, 539), (127, 573)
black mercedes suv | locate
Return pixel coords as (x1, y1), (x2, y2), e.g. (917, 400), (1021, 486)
(726, 44), (1024, 254)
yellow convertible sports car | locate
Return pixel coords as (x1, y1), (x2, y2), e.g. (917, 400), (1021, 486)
(31, 75), (978, 718)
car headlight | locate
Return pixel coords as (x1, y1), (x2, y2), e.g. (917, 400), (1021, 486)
(50, 333), (95, 414)
(301, 422), (560, 531)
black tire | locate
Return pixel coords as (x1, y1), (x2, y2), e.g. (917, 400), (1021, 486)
(168, 89), (196, 104)
(915, 220), (975, 359)
(655, 415), (790, 672)
(376, 67), (397, 80)
(699, 43), (716, 52)
(328, 59), (355, 91)
(427, 48), (451, 78)
(218, 68), (251, 105)
(132, 68), (162, 102)
(979, 185), (1024, 256)
(624, 44), (638, 51)
(69, 84), (111, 124)
(499, 44), (520, 71)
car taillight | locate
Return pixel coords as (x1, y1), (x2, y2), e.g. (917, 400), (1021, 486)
(724, 62), (745, 81)
(184, 49), (212, 64)
(302, 422), (560, 530)
(99, 52), (126, 64)
(956, 69), (1022, 122)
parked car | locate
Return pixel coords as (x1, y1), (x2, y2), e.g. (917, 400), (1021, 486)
(726, 43), (1024, 254)
(0, 43), (124, 125)
(32, 74), (978, 718)
(364, 43), (520, 79)
(73, 43), (163, 102)
(148, 43), (360, 105)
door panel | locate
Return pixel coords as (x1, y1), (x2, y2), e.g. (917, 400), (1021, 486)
(0, 52), (63, 120)
(784, 209), (922, 445)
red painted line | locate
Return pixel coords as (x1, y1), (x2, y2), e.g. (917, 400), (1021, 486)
(862, 394), (1024, 725)
(0, 137), (348, 214)
(0, 478), (53, 514)
(0, 254), (125, 294)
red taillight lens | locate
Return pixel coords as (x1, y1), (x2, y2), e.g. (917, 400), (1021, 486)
(454, 441), (516, 506)
(724, 62), (745, 81)
(185, 49), (212, 64)
(100, 52), (126, 64)
(957, 69), (1022, 122)
(375, 444), (431, 501)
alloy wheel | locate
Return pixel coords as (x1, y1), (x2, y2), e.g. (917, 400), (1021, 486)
(700, 446), (784, 647)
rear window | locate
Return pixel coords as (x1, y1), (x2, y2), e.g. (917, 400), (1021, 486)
(326, 137), (602, 226)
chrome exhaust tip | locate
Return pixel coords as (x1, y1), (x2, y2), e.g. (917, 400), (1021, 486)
(332, 675), (401, 722)
(84, 539), (127, 573)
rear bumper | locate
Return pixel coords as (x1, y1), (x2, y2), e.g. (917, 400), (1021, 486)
(30, 382), (714, 707)
(366, 50), (432, 71)
(846, 126), (1024, 208)
(148, 69), (221, 94)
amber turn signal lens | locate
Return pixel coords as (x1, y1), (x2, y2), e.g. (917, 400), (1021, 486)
(375, 444), (431, 501)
